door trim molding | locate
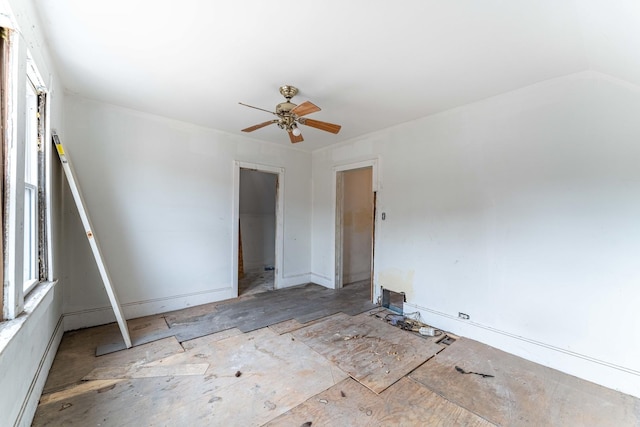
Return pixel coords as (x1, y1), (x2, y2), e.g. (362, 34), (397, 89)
(232, 161), (284, 297)
(332, 158), (379, 297)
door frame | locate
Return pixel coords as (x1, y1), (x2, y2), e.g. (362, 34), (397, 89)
(333, 159), (379, 299)
(232, 161), (284, 297)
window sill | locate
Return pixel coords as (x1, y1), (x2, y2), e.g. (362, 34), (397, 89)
(0, 280), (58, 356)
(23, 278), (39, 295)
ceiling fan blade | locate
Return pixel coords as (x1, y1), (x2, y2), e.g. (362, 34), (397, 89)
(291, 101), (320, 117)
(288, 130), (304, 143)
(242, 120), (278, 132)
(298, 118), (341, 134)
(239, 102), (277, 116)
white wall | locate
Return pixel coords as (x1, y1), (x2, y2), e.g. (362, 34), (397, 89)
(311, 71), (640, 398)
(342, 167), (373, 284)
(62, 96), (312, 329)
(0, 0), (65, 425)
(239, 169), (276, 272)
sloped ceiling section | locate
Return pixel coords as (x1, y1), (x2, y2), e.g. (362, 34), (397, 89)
(32, 0), (639, 151)
(576, 0), (640, 88)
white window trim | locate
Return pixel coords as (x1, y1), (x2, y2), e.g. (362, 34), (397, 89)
(2, 25), (51, 320)
(23, 79), (38, 291)
(23, 182), (38, 293)
(4, 24), (25, 319)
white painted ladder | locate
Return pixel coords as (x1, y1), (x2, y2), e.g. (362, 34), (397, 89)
(53, 133), (132, 348)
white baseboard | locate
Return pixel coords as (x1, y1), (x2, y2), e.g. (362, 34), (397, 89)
(278, 273), (311, 288)
(16, 315), (64, 427)
(64, 286), (236, 330)
(242, 262), (265, 272)
(343, 271), (371, 284)
(63, 306), (117, 331)
(404, 302), (640, 399)
(310, 273), (333, 288)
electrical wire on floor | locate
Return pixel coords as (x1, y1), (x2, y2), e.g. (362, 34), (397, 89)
(368, 307), (445, 337)
(402, 311), (422, 322)
(379, 312), (443, 336)
(367, 308), (388, 319)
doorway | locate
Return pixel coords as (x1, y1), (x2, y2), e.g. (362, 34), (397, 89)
(335, 165), (376, 300)
(238, 168), (279, 296)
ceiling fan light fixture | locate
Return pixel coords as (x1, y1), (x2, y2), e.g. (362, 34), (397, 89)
(239, 85), (341, 143)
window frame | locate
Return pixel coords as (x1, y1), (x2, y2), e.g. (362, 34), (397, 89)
(23, 77), (39, 293)
(1, 25), (52, 320)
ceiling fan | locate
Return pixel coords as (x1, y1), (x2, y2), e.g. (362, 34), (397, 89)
(239, 85), (341, 143)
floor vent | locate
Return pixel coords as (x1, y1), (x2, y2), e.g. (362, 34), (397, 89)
(381, 287), (405, 314)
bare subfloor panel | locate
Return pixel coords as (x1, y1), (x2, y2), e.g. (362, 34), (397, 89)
(34, 328), (348, 426)
(97, 281), (375, 355)
(43, 317), (181, 394)
(266, 377), (495, 426)
(291, 312), (444, 394)
(409, 337), (640, 426)
(35, 285), (640, 426)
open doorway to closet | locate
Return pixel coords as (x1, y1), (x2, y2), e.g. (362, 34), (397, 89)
(238, 168), (278, 296)
(335, 165), (375, 300)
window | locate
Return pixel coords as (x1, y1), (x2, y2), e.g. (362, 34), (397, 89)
(1, 25), (51, 320)
(23, 80), (39, 292)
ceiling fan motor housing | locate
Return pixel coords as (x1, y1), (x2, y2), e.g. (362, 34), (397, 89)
(276, 101), (298, 131)
(276, 102), (297, 115)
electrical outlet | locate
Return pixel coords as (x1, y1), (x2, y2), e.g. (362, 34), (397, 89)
(458, 312), (470, 320)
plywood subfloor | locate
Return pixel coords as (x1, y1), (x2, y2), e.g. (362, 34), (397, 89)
(291, 312), (444, 394)
(43, 316), (182, 393)
(35, 286), (640, 426)
(409, 337), (640, 427)
(266, 377), (495, 427)
(97, 281), (376, 355)
(33, 327), (348, 426)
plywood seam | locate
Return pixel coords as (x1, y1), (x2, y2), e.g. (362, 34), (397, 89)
(404, 376), (499, 426)
(40, 379), (92, 397)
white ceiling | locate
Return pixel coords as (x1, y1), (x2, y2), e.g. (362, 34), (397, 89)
(32, 0), (640, 151)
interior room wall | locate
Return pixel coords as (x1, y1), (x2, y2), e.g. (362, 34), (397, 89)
(311, 71), (640, 398)
(239, 169), (276, 272)
(342, 167), (373, 284)
(1, 1), (65, 425)
(61, 95), (312, 329)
